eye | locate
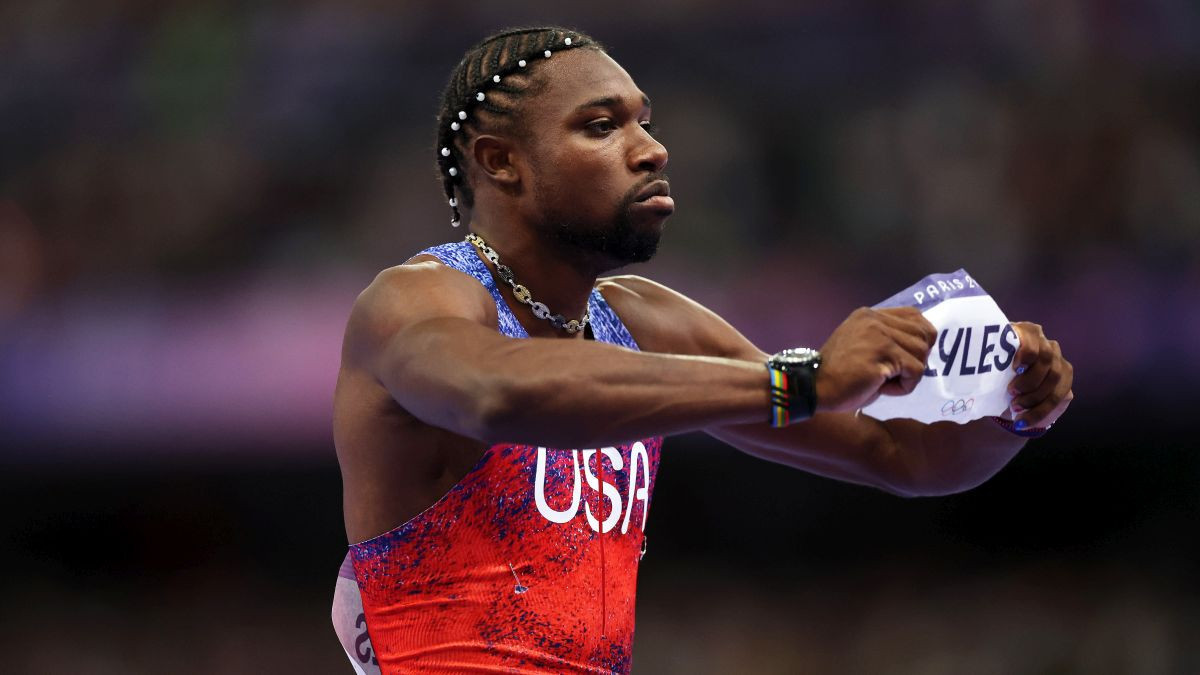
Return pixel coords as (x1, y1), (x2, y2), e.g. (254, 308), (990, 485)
(586, 118), (618, 135)
(639, 121), (659, 137)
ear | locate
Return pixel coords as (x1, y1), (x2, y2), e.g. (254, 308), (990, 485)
(471, 134), (522, 188)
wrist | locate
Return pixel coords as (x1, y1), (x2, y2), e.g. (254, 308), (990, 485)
(766, 348), (820, 427)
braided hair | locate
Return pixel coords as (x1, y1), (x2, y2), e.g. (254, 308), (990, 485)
(435, 27), (604, 227)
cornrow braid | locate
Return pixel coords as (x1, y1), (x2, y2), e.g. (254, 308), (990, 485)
(435, 27), (604, 227)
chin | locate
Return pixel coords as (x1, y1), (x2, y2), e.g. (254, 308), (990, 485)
(610, 206), (669, 260)
(537, 205), (665, 269)
(609, 228), (662, 266)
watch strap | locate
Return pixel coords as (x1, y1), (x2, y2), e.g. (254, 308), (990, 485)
(766, 350), (819, 427)
(768, 366), (793, 427)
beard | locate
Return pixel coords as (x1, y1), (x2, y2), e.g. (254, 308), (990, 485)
(532, 174), (668, 270)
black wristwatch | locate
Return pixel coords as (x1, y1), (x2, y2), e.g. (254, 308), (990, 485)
(766, 348), (821, 427)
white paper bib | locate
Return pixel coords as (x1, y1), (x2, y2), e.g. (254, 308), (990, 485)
(860, 269), (1018, 424)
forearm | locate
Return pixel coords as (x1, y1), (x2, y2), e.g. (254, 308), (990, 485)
(491, 346), (769, 447)
(709, 414), (1026, 497)
(386, 318), (770, 447)
(879, 416), (1027, 496)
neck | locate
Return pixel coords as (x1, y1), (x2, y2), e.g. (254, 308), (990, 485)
(467, 221), (601, 339)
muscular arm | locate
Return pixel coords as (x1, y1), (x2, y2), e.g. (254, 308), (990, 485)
(347, 262), (1069, 498)
(709, 413), (1026, 497)
(344, 262), (772, 450)
(598, 275), (1072, 498)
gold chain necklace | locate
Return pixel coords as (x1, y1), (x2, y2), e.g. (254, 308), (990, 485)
(466, 233), (590, 335)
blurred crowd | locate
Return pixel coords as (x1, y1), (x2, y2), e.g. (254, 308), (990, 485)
(3, 0), (1197, 309)
(4, 0), (1199, 444)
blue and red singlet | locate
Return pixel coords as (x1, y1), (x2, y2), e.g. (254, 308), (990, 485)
(332, 241), (662, 674)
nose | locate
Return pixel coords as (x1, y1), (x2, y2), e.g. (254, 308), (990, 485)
(630, 130), (668, 173)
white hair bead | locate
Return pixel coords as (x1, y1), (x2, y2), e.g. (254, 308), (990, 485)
(492, 74), (501, 83)
(448, 167), (458, 177)
(457, 110), (467, 120)
(450, 121), (460, 131)
(544, 50), (551, 58)
(476, 92), (485, 101)
(449, 198), (457, 207)
(451, 218), (461, 228)
(565, 37), (573, 45)
(440, 147), (450, 157)
(518, 59), (527, 67)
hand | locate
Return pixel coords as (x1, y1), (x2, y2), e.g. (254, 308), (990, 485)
(1008, 322), (1074, 429)
(816, 307), (936, 413)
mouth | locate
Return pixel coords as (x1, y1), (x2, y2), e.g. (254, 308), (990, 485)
(633, 180), (670, 202)
(631, 179), (674, 214)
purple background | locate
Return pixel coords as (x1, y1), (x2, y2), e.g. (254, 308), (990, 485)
(2, 2), (1199, 673)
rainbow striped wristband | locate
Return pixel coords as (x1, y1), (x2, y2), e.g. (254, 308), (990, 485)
(766, 348), (820, 428)
(768, 367), (792, 427)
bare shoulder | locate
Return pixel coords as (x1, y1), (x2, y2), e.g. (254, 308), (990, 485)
(343, 255), (494, 367)
(594, 274), (679, 304)
(596, 274), (764, 360)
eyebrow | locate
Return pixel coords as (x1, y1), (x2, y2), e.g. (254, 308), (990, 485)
(573, 94), (652, 114)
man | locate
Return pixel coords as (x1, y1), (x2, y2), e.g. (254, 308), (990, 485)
(331, 27), (1073, 674)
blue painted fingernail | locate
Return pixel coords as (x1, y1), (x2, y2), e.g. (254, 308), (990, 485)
(1016, 365), (1027, 375)
(1014, 419), (1028, 430)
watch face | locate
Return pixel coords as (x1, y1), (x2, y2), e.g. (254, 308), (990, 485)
(774, 348), (820, 367)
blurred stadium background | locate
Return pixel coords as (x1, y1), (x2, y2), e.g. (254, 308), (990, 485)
(2, 1), (1199, 673)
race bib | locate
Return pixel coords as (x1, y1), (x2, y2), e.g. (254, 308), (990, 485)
(860, 269), (1018, 424)
(332, 553), (381, 675)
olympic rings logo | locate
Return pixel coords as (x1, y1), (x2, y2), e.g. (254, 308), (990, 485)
(941, 398), (975, 416)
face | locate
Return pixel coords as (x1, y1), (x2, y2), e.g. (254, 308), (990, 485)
(514, 49), (671, 268)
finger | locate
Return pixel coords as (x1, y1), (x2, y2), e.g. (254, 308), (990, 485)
(1010, 322), (1045, 376)
(1011, 367), (1061, 414)
(1009, 339), (1058, 395)
(1016, 387), (1073, 429)
(878, 347), (928, 396)
(1013, 348), (1071, 410)
(885, 325), (933, 364)
(876, 308), (937, 349)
